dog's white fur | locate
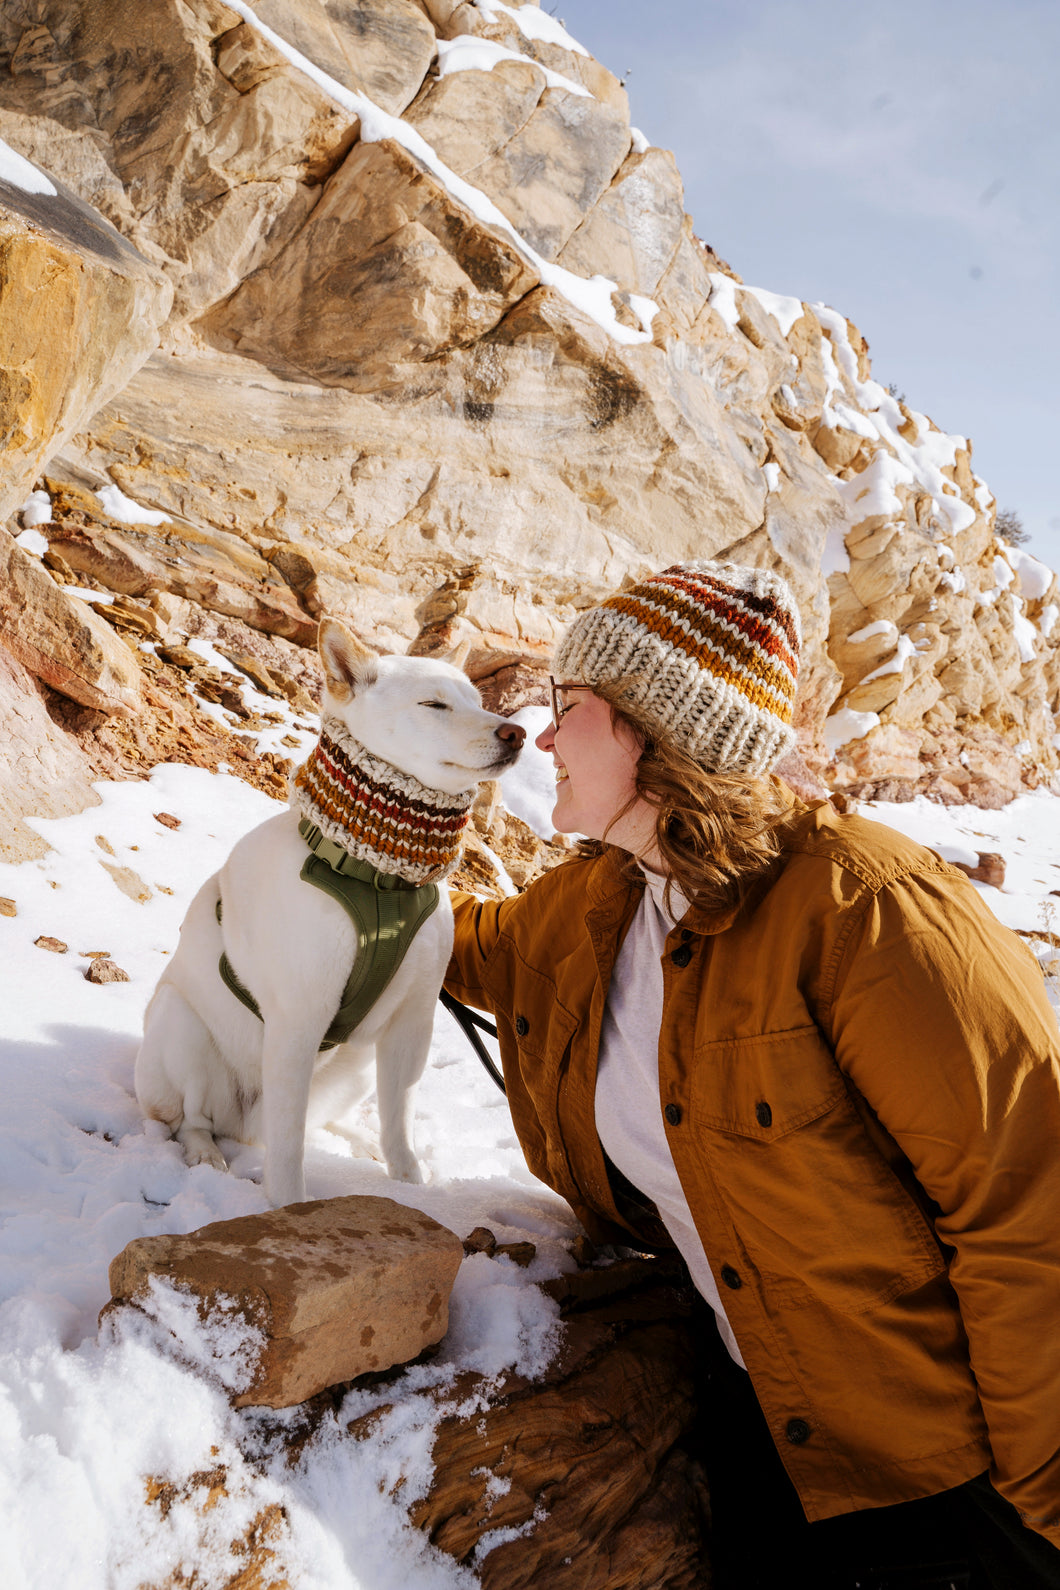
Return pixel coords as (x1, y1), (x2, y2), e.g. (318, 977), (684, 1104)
(135, 619), (522, 1207)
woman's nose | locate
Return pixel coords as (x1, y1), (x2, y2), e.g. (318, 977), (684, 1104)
(535, 722), (556, 752)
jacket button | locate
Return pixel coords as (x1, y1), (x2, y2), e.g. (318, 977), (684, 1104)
(671, 943), (692, 968)
(755, 1101), (773, 1128)
(664, 1103), (682, 1126)
(720, 1264), (742, 1290)
(786, 1418), (811, 1445)
(514, 1015), (529, 1037)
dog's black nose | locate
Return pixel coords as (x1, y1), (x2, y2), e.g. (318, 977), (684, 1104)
(495, 720), (526, 749)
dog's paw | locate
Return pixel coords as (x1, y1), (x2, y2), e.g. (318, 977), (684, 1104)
(387, 1155), (426, 1185)
(177, 1127), (228, 1172)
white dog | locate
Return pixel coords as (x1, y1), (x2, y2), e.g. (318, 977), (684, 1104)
(135, 619), (524, 1207)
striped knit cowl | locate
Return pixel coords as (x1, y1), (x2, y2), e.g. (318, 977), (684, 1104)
(291, 718), (475, 885)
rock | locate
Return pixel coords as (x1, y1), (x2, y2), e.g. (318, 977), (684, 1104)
(153, 811), (181, 830)
(462, 1225), (498, 1256)
(0, 643), (105, 863)
(469, 88), (632, 263)
(0, 527), (142, 715)
(556, 145), (686, 295)
(401, 1256), (709, 1588)
(85, 957), (130, 983)
(104, 1195), (465, 1409)
(951, 851), (1006, 888)
(0, 167), (172, 521)
(98, 861), (152, 903)
(34, 935), (67, 953)
(0, 896), (15, 916)
(209, 137), (540, 383)
(493, 1240), (536, 1267)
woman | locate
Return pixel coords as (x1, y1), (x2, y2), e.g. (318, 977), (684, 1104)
(446, 561), (1060, 1588)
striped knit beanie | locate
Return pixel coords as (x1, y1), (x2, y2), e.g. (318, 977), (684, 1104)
(552, 561), (800, 776)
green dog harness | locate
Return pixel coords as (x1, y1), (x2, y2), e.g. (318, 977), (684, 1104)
(217, 818), (440, 1051)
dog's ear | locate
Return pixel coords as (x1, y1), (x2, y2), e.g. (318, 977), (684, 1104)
(318, 618), (378, 701)
(441, 638), (472, 672)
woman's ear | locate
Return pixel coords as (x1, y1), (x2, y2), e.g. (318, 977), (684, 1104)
(317, 618), (379, 701)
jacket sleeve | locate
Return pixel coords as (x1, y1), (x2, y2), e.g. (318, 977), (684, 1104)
(445, 889), (519, 1014)
(824, 864), (1060, 1546)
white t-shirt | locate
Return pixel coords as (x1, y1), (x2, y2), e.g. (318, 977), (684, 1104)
(594, 867), (746, 1367)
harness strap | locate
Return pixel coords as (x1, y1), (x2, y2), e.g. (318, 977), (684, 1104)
(216, 821), (440, 1050)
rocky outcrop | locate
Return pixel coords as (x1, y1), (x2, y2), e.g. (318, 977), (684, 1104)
(0, 0), (1056, 826)
(125, 1231), (708, 1590)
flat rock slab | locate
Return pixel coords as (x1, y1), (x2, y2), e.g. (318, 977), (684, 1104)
(105, 1195), (464, 1408)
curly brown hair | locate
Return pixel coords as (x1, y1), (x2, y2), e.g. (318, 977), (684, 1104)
(579, 686), (797, 913)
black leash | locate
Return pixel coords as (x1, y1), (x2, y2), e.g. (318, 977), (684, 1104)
(438, 989), (506, 1095)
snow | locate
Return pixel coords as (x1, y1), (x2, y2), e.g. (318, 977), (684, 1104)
(847, 619), (897, 646)
(743, 283), (805, 337)
(1040, 603), (1058, 640)
(0, 136), (57, 196)
(706, 272), (740, 331)
(14, 528), (48, 558)
(96, 484), (170, 528)
(1011, 598), (1038, 664)
(763, 461), (780, 494)
(630, 127), (649, 154)
(472, 0), (590, 55)
(436, 35), (591, 98)
(0, 728), (577, 1589)
(857, 633), (917, 687)
(223, 1), (653, 348)
(823, 707), (879, 754)
(821, 519), (850, 577)
(1006, 544), (1054, 601)
(498, 705), (557, 838)
(19, 488), (52, 528)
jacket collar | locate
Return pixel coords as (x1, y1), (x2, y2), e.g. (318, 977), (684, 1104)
(582, 797), (830, 938)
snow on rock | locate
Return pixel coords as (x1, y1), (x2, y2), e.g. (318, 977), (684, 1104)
(743, 283), (805, 337)
(222, 0), (653, 348)
(1005, 545), (1055, 602)
(436, 36), (591, 97)
(19, 488), (52, 528)
(96, 483), (170, 527)
(824, 708), (880, 755)
(847, 619), (898, 646)
(0, 135), (57, 196)
(472, 0), (591, 55)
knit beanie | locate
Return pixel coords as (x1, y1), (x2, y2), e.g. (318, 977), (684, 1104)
(552, 561), (800, 776)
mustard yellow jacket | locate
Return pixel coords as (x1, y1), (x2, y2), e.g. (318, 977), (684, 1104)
(447, 799), (1060, 1542)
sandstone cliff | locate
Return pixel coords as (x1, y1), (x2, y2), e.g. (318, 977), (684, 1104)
(0, 0), (1057, 860)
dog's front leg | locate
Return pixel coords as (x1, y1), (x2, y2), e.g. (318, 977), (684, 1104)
(260, 1023), (322, 1208)
(374, 1007), (436, 1184)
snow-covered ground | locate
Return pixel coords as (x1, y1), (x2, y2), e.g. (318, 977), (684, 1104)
(1, 684), (1057, 1586)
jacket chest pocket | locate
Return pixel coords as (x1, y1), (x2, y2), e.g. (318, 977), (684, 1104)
(690, 1026), (945, 1315)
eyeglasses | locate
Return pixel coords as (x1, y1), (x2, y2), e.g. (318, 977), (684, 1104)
(548, 676), (590, 731)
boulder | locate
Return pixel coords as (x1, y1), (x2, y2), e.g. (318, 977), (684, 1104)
(105, 1195), (465, 1410)
(0, 527), (141, 714)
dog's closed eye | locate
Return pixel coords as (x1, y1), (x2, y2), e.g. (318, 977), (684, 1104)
(420, 701), (451, 711)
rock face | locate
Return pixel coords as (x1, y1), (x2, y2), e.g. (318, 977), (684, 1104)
(105, 1195), (465, 1409)
(0, 0), (1056, 808)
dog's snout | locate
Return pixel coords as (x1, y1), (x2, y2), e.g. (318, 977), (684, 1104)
(495, 720), (526, 749)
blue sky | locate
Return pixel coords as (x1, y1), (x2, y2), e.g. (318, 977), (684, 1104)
(562, 0), (1060, 570)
